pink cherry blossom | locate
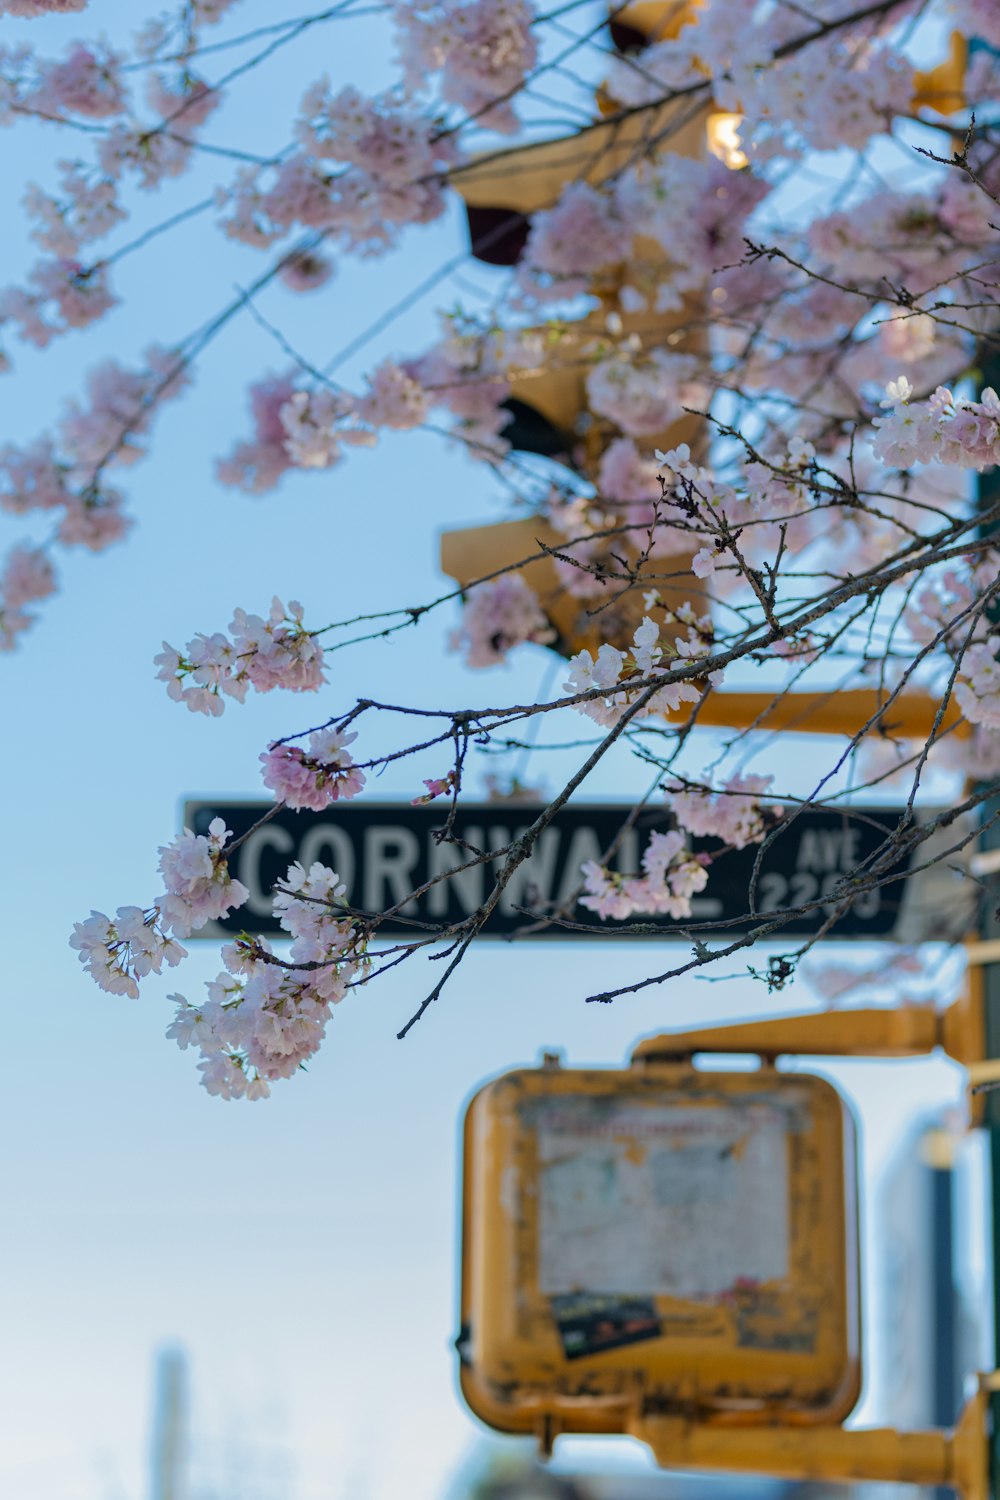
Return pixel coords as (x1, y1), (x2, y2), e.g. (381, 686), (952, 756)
(394, 0), (537, 133)
(873, 382), (1000, 472)
(0, 258), (116, 350)
(356, 361), (430, 430)
(520, 183), (630, 296)
(580, 829), (709, 922)
(956, 638), (1000, 731)
(218, 82), (461, 255)
(597, 438), (661, 506)
(0, 543), (56, 648)
(70, 906), (186, 999)
(955, 0), (1000, 48)
(58, 348), (188, 469)
(145, 71), (219, 130)
(616, 154), (768, 296)
(25, 163), (125, 257)
(1, 543), (54, 608)
(191, 0), (242, 21)
(217, 375), (298, 493)
(586, 351), (705, 437)
(167, 862), (367, 1098)
(156, 818), (250, 939)
(0, 437), (67, 513)
(98, 124), (191, 189)
(261, 727), (366, 810)
(30, 44), (125, 120)
(280, 388), (353, 469)
(412, 771), (458, 804)
(1, 0), (87, 14)
(156, 596), (326, 714)
(57, 487), (131, 550)
(449, 574), (554, 668)
(565, 617), (705, 725)
(666, 774), (780, 850)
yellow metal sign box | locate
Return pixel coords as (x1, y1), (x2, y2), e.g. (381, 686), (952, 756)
(458, 1056), (860, 1441)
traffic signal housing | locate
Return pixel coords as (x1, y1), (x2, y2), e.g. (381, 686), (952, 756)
(457, 1051), (861, 1445)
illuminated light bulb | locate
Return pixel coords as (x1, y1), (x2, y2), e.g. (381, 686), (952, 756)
(707, 111), (748, 170)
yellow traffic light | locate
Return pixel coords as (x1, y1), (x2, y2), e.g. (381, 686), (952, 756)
(912, 32), (967, 116)
(440, 517), (696, 659)
(458, 1054), (861, 1442)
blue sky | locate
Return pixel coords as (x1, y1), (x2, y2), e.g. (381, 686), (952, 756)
(0, 4), (983, 1497)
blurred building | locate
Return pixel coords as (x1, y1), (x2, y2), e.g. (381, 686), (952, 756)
(878, 1115), (987, 1434)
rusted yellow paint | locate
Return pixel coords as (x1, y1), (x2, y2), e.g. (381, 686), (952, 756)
(607, 0), (703, 45)
(690, 688), (969, 740)
(440, 518), (697, 660)
(631, 991), (984, 1067)
(633, 1384), (987, 1499)
(458, 1059), (860, 1440)
(912, 32), (967, 116)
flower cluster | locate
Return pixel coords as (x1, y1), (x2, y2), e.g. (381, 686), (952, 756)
(216, 362), (432, 491)
(70, 906), (185, 999)
(167, 862), (367, 1099)
(1, 1), (87, 17)
(749, 37), (914, 153)
(449, 574), (554, 668)
(519, 182), (631, 297)
(215, 375), (297, 494)
(25, 162), (126, 259)
(404, 322), (514, 458)
(666, 774), (780, 850)
(278, 388), (361, 470)
(597, 437), (661, 507)
(0, 259), (116, 351)
(29, 42), (125, 120)
(219, 83), (459, 255)
(586, 350), (705, 437)
(0, 32), (227, 352)
(873, 380), (1000, 473)
(955, 639), (1000, 731)
(580, 829), (709, 921)
(614, 153), (769, 301)
(1, 353), (184, 495)
(394, 0), (537, 133)
(154, 597), (325, 715)
(0, 544), (55, 650)
(958, 0), (1000, 48)
(0, 347), (187, 645)
(260, 727), (365, 810)
(70, 819), (248, 996)
(565, 616), (709, 726)
(603, 31), (701, 108)
(156, 818), (250, 938)
(356, 360), (430, 430)
(905, 555), (995, 651)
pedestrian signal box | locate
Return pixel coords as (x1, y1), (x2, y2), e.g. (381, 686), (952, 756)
(458, 1057), (860, 1441)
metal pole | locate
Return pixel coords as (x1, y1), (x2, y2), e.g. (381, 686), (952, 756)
(632, 1400), (988, 1495)
(979, 694), (1000, 1500)
(974, 295), (1000, 1500)
(150, 1347), (187, 1500)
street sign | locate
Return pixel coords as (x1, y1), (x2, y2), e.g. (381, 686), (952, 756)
(183, 799), (976, 942)
(457, 1057), (861, 1436)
